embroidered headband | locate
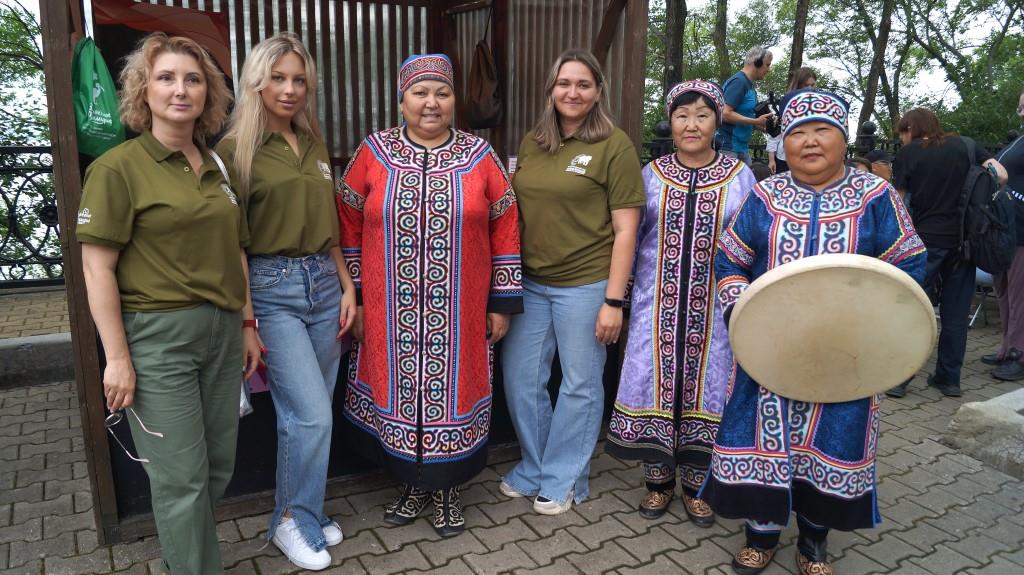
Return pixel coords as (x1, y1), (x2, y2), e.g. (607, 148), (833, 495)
(779, 89), (850, 139)
(665, 80), (725, 125)
(398, 54), (454, 101)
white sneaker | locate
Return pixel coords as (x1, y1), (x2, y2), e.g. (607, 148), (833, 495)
(533, 492), (573, 515)
(499, 480), (527, 498)
(323, 520), (344, 547)
(273, 518), (331, 571)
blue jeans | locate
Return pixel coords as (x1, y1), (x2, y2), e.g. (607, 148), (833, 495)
(923, 247), (976, 387)
(249, 253), (342, 551)
(501, 278), (608, 504)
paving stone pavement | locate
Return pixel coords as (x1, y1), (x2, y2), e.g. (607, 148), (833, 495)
(1, 322), (1023, 574)
(0, 290), (69, 340)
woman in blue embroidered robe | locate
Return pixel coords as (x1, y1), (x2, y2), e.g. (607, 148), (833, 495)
(700, 90), (927, 575)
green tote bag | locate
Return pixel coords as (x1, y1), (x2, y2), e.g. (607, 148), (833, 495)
(72, 37), (124, 157)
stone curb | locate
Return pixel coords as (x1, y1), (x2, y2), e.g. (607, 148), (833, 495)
(0, 332), (75, 389)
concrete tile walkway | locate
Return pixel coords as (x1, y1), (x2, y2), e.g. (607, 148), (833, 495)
(0, 289), (69, 340)
(1, 322), (1023, 574)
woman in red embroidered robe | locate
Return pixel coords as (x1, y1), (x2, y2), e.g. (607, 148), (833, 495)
(336, 54), (522, 538)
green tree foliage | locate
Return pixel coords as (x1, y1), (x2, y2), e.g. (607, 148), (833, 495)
(647, 0), (1023, 147)
(0, 0), (48, 146)
(907, 0), (1024, 143)
(644, 0), (783, 139)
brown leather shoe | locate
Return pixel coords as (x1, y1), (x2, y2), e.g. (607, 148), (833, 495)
(638, 490), (673, 519)
(796, 550), (833, 575)
(682, 494), (715, 527)
(731, 546), (777, 575)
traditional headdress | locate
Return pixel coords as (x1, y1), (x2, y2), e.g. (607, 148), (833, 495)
(398, 54), (454, 101)
(779, 89), (850, 139)
(665, 80), (726, 125)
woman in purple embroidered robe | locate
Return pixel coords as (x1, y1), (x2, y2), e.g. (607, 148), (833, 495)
(606, 81), (755, 525)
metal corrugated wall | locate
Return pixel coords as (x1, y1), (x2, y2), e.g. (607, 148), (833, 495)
(129, 0), (429, 163)
(117, 1), (634, 163)
(447, 0), (628, 161)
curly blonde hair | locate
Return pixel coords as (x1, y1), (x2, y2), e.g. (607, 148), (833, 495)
(118, 32), (232, 138)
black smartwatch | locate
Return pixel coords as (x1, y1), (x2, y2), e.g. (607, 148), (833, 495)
(604, 297), (625, 308)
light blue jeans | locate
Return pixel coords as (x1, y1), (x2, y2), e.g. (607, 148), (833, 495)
(249, 253), (342, 551)
(502, 278), (608, 505)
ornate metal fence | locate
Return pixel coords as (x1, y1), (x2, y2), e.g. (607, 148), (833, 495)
(0, 146), (63, 288)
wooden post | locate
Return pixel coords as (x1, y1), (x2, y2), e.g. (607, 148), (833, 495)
(620, 0), (649, 149)
(39, 0), (120, 545)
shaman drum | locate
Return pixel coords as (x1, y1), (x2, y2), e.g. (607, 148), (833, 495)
(728, 253), (936, 403)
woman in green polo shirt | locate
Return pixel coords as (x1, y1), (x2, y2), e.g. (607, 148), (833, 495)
(499, 49), (644, 515)
(76, 34), (258, 575)
(217, 33), (357, 572)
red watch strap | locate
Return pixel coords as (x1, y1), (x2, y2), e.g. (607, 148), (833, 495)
(242, 319), (258, 329)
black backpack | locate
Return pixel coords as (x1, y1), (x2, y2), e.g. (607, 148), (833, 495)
(958, 137), (1017, 274)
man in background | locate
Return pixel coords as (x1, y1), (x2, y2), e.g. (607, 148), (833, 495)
(717, 46), (776, 165)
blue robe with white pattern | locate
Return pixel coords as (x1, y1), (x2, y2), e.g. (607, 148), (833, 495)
(699, 168), (926, 530)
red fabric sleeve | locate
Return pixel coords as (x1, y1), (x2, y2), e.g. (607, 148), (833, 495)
(483, 150), (523, 314)
(337, 142), (371, 304)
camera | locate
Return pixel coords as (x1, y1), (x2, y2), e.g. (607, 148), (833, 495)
(754, 91), (781, 137)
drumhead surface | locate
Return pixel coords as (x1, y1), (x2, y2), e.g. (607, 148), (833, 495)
(728, 253), (936, 403)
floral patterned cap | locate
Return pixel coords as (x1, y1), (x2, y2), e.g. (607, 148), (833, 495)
(779, 89), (850, 139)
(398, 54), (454, 101)
(665, 80), (725, 125)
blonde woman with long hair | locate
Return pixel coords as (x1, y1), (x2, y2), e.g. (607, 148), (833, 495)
(499, 49), (643, 514)
(217, 32), (356, 571)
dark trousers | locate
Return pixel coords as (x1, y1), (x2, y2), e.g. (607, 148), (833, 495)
(994, 247), (1024, 359)
(924, 247), (977, 387)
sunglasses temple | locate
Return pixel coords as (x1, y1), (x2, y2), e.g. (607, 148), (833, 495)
(128, 408), (164, 437)
(106, 428), (150, 463)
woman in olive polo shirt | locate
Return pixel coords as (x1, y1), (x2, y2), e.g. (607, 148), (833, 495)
(500, 49), (644, 514)
(217, 33), (357, 572)
(76, 34), (258, 575)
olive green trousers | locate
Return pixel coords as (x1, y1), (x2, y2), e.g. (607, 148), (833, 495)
(123, 303), (242, 575)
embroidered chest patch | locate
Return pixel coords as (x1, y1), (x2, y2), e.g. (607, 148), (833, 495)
(318, 160), (332, 180)
(566, 154), (593, 175)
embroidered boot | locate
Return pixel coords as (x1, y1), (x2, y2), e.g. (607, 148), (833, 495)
(638, 490), (674, 519)
(731, 545), (777, 575)
(796, 533), (832, 575)
(682, 494), (715, 528)
(383, 484), (430, 526)
(431, 486), (466, 538)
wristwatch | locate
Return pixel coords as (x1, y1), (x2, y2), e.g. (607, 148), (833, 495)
(604, 297), (625, 308)
(242, 319), (259, 329)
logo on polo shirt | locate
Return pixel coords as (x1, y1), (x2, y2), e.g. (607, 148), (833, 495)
(77, 208), (91, 225)
(221, 184), (238, 206)
(318, 160), (332, 180)
(566, 154), (593, 175)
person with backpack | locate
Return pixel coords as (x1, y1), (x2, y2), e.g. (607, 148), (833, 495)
(985, 92), (1024, 381)
(885, 108), (1007, 398)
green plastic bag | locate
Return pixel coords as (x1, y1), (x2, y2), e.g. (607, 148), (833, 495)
(72, 37), (124, 157)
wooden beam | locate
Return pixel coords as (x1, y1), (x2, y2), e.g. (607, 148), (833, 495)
(620, 0), (648, 149)
(592, 0), (628, 65)
(39, 0), (120, 545)
(444, 0), (490, 16)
